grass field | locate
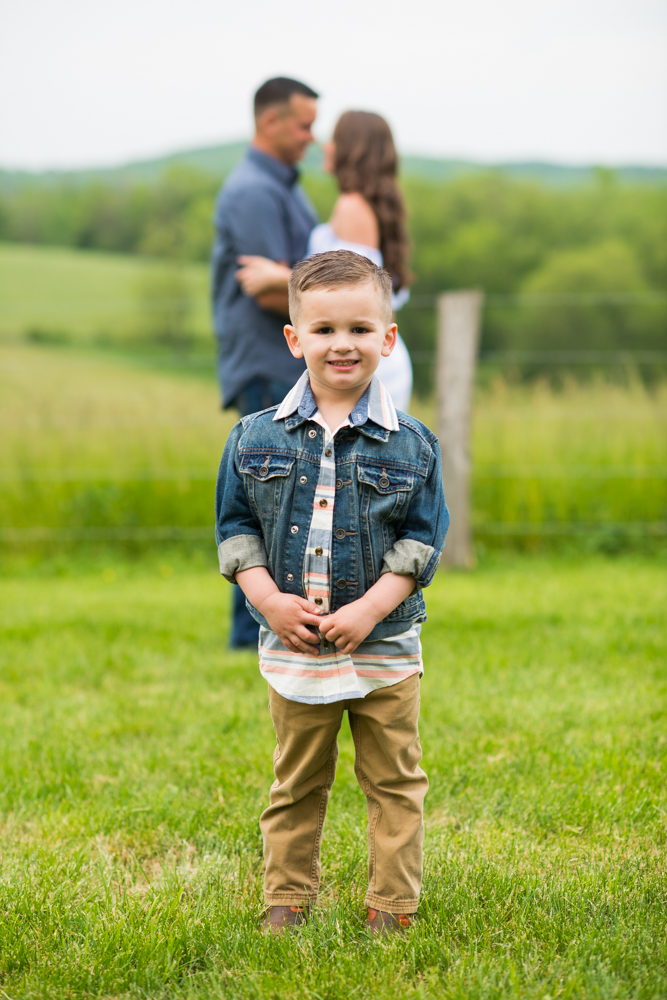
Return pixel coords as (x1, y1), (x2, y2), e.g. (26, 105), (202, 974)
(1, 341), (665, 549)
(0, 243), (211, 347)
(0, 553), (665, 998)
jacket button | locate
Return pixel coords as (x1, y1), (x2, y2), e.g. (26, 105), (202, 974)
(335, 528), (346, 540)
(319, 498), (328, 507)
(336, 579), (347, 589)
(379, 476), (390, 488)
(308, 429), (317, 439)
(314, 596), (323, 605)
(325, 448), (332, 457)
(336, 479), (343, 489)
(259, 466), (269, 477)
(315, 546), (323, 556)
(286, 573), (294, 582)
(290, 525), (299, 534)
(300, 475), (307, 484)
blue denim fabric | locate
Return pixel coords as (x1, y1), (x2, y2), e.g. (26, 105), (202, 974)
(215, 405), (449, 641)
(229, 376), (295, 648)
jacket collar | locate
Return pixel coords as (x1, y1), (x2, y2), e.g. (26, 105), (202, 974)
(274, 371), (398, 440)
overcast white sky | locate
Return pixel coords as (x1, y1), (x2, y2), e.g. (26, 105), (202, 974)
(1, 0), (666, 170)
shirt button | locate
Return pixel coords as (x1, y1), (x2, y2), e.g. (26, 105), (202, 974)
(259, 465), (269, 477)
(290, 525), (299, 534)
(308, 429), (317, 439)
(286, 573), (294, 582)
(379, 476), (390, 489)
(325, 448), (332, 457)
(336, 579), (347, 589)
(319, 498), (328, 507)
(336, 479), (343, 489)
(335, 528), (346, 540)
(314, 596), (323, 605)
(315, 546), (323, 556)
(300, 475), (307, 484)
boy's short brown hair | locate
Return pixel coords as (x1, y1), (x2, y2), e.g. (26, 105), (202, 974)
(289, 250), (393, 323)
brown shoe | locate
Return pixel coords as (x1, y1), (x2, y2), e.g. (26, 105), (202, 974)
(261, 904), (308, 935)
(367, 907), (414, 937)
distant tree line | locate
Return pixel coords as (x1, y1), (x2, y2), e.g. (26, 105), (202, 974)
(1, 165), (665, 390)
(0, 167), (217, 261)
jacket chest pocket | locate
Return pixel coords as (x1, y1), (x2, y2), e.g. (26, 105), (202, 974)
(357, 463), (414, 521)
(240, 453), (295, 514)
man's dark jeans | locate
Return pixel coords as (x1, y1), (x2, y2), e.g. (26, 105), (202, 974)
(229, 376), (294, 649)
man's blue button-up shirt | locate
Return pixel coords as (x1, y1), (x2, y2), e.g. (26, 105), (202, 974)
(211, 146), (318, 407)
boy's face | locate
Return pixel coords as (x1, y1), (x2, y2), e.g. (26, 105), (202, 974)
(284, 281), (397, 396)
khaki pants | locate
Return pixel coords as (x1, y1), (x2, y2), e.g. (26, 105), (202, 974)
(261, 674), (427, 913)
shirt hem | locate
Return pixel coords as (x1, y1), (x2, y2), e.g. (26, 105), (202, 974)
(263, 667), (421, 704)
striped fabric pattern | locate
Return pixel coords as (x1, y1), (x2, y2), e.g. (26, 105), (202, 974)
(302, 412), (337, 613)
(259, 373), (422, 705)
(259, 625), (422, 704)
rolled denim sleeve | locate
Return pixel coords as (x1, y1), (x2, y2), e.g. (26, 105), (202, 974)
(215, 421), (268, 583)
(380, 439), (449, 589)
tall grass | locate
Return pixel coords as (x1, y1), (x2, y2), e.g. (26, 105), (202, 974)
(471, 375), (666, 546)
(1, 343), (665, 552)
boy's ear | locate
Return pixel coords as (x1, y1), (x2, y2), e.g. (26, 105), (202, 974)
(381, 323), (398, 358)
(284, 325), (303, 359)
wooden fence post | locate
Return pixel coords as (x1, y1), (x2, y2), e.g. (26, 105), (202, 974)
(436, 289), (484, 568)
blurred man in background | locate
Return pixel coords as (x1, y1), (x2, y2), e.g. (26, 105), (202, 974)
(212, 76), (319, 648)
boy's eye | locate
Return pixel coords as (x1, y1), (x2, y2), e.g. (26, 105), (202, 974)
(351, 326), (370, 334)
(315, 325), (334, 334)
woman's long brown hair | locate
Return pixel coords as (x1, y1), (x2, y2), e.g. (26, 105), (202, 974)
(332, 111), (411, 290)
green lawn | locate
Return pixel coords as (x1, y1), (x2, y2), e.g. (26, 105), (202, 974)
(0, 243), (211, 346)
(0, 553), (665, 998)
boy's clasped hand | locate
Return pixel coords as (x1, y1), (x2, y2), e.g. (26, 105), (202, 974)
(255, 591), (387, 657)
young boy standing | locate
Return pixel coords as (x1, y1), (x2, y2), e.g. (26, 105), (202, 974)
(215, 251), (448, 936)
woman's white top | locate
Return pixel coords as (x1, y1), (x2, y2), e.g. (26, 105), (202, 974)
(306, 223), (413, 412)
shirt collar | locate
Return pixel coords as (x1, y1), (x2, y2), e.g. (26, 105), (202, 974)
(273, 371), (399, 433)
(247, 145), (299, 189)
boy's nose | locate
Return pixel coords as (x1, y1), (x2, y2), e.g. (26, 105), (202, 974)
(330, 336), (354, 352)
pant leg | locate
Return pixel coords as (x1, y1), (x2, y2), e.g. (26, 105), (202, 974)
(228, 377), (293, 648)
(348, 674), (428, 913)
(261, 685), (345, 907)
(230, 584), (260, 648)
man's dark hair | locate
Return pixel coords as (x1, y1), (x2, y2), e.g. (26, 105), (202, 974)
(254, 77), (318, 117)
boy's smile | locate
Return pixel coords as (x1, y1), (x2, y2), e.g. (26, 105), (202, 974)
(284, 281), (397, 405)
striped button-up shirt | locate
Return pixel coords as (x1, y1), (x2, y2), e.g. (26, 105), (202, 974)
(258, 372), (422, 705)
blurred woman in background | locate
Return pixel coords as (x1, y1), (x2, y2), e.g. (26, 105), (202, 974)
(236, 110), (414, 411)
(307, 111), (413, 409)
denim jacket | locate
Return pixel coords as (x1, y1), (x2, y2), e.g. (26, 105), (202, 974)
(215, 374), (449, 641)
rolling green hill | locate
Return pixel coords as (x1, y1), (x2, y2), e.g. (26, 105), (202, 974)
(2, 141), (665, 192)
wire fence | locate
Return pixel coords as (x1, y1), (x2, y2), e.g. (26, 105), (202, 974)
(3, 350), (666, 372)
(406, 291), (667, 308)
(1, 291), (665, 547)
(1, 465), (666, 484)
(411, 349), (667, 366)
(1, 522), (665, 544)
